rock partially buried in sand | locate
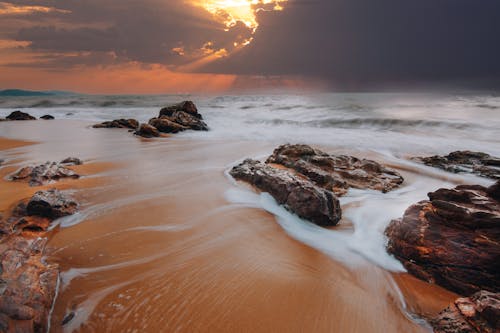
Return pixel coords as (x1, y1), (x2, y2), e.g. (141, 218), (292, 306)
(40, 114), (54, 120)
(414, 151), (500, 179)
(135, 123), (160, 138)
(10, 161), (80, 186)
(92, 118), (139, 129)
(60, 157), (83, 165)
(385, 181), (500, 295)
(149, 117), (189, 133)
(6, 110), (36, 121)
(230, 159), (342, 226)
(26, 188), (78, 219)
(267, 144), (404, 195)
(431, 290), (500, 333)
(159, 100), (202, 119)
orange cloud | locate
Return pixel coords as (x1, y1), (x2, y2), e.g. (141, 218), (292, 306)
(0, 2), (70, 15)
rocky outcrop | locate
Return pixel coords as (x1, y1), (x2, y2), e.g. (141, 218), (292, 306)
(39, 115), (54, 120)
(60, 157), (83, 166)
(385, 181), (500, 295)
(92, 118), (139, 129)
(10, 161), (80, 186)
(134, 123), (160, 138)
(230, 159), (341, 226)
(6, 111), (36, 121)
(160, 111), (208, 131)
(159, 101), (202, 119)
(0, 189), (78, 333)
(414, 151), (500, 179)
(148, 117), (189, 133)
(267, 144), (404, 196)
(431, 290), (499, 333)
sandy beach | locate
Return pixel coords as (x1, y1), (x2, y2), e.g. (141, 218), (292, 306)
(0, 119), (464, 333)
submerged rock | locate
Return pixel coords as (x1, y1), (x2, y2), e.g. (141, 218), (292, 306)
(26, 188), (78, 219)
(149, 117), (189, 133)
(414, 151), (500, 179)
(385, 181), (500, 295)
(159, 101), (202, 119)
(10, 161), (79, 186)
(135, 123), (160, 138)
(40, 115), (54, 120)
(267, 144), (404, 195)
(431, 290), (499, 333)
(60, 157), (83, 165)
(6, 110), (36, 121)
(92, 118), (139, 129)
(230, 159), (341, 226)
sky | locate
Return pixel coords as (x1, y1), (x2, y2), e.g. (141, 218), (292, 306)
(1, 0), (499, 93)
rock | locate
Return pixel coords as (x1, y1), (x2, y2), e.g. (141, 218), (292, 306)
(230, 159), (341, 226)
(162, 111), (208, 131)
(266, 144), (404, 196)
(60, 157), (83, 165)
(414, 151), (500, 179)
(26, 189), (78, 219)
(148, 117), (189, 133)
(134, 123), (160, 138)
(92, 118), (139, 129)
(39, 115), (54, 120)
(385, 181), (500, 295)
(159, 101), (202, 119)
(6, 110), (36, 121)
(431, 290), (499, 333)
(10, 161), (79, 186)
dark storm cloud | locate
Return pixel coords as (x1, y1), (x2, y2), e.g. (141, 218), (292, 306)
(204, 0), (500, 88)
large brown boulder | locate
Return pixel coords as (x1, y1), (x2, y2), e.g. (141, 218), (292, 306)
(431, 290), (499, 333)
(159, 101), (202, 119)
(134, 123), (160, 138)
(148, 117), (189, 133)
(267, 144), (404, 196)
(161, 111), (208, 131)
(385, 181), (500, 295)
(10, 161), (79, 186)
(26, 188), (78, 219)
(6, 111), (36, 121)
(414, 151), (500, 179)
(230, 159), (341, 226)
(92, 118), (139, 129)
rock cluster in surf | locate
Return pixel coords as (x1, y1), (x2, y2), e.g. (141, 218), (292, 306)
(0, 111), (55, 121)
(92, 100), (208, 138)
(414, 151), (500, 179)
(9, 158), (82, 186)
(230, 144), (404, 226)
(385, 181), (500, 296)
(0, 188), (78, 333)
(431, 290), (499, 333)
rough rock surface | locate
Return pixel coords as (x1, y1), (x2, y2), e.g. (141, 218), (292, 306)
(39, 115), (54, 120)
(159, 101), (202, 119)
(415, 151), (500, 180)
(148, 117), (189, 133)
(385, 181), (500, 295)
(60, 157), (83, 166)
(92, 118), (139, 129)
(0, 189), (78, 333)
(134, 123), (160, 138)
(160, 110), (208, 131)
(431, 290), (499, 333)
(230, 159), (341, 226)
(267, 144), (404, 196)
(6, 111), (36, 121)
(10, 161), (80, 186)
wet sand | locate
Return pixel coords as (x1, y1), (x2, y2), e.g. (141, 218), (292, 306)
(0, 121), (458, 333)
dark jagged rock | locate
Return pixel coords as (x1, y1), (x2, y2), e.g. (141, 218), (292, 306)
(6, 111), (36, 121)
(159, 101), (202, 119)
(431, 290), (499, 333)
(148, 117), (189, 133)
(134, 123), (160, 138)
(266, 144), (404, 196)
(39, 115), (54, 120)
(162, 111), (208, 131)
(230, 159), (341, 226)
(92, 118), (139, 129)
(10, 161), (79, 186)
(414, 151), (500, 179)
(60, 157), (83, 165)
(385, 181), (500, 295)
(26, 189), (78, 219)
